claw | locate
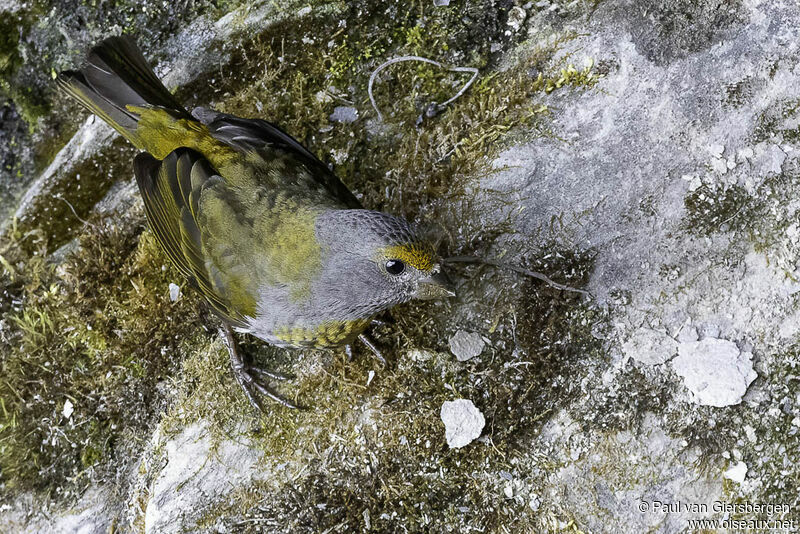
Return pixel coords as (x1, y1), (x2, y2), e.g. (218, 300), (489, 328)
(247, 366), (293, 381)
(358, 334), (386, 365)
(250, 380), (302, 409)
(218, 324), (301, 411)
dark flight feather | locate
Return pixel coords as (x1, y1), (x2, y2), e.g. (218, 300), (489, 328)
(134, 148), (249, 327)
(56, 36), (190, 145)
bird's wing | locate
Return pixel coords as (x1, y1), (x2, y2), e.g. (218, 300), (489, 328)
(134, 148), (254, 327)
(193, 108), (363, 209)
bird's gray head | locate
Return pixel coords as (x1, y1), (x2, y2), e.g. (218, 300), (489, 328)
(313, 209), (455, 318)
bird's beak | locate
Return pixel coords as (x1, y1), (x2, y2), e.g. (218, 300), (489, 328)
(413, 265), (456, 300)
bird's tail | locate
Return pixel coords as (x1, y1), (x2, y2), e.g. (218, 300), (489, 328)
(56, 36), (190, 149)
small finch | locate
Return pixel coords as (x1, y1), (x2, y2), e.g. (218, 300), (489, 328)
(57, 36), (454, 410)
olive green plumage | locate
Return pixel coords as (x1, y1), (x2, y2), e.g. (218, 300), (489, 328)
(56, 36), (454, 353)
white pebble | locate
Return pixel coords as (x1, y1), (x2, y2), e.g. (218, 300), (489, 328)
(449, 331), (485, 361)
(62, 399), (74, 419)
(329, 106), (359, 123)
(723, 461), (748, 483)
(440, 399), (485, 448)
(169, 283), (181, 302)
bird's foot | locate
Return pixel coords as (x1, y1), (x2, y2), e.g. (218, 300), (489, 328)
(219, 324), (301, 411)
(231, 364), (301, 410)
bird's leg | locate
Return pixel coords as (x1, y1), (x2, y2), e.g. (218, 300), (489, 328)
(358, 334), (386, 365)
(345, 317), (388, 363)
(370, 311), (396, 327)
(218, 323), (300, 410)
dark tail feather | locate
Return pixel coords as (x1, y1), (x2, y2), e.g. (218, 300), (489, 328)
(56, 36), (189, 147)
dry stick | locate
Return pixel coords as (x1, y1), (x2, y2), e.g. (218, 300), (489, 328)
(368, 56), (479, 122)
(443, 255), (593, 298)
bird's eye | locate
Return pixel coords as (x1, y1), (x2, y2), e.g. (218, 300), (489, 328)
(385, 259), (406, 275)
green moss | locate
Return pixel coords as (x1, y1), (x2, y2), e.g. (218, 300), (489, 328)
(723, 76), (756, 110)
(0, 10), (50, 127)
(0, 210), (206, 494)
(683, 183), (753, 236)
(682, 170), (800, 265)
(175, 1), (600, 225)
(0, 12), (23, 82)
(753, 98), (800, 143)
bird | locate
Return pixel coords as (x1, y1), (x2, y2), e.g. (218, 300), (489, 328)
(57, 36), (455, 410)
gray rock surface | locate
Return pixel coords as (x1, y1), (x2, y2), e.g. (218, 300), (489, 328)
(622, 328), (679, 365)
(535, 411), (723, 533)
(1, 486), (115, 534)
(477, 0), (800, 527)
(143, 423), (269, 534)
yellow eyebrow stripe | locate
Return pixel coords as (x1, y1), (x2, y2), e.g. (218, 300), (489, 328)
(382, 243), (435, 272)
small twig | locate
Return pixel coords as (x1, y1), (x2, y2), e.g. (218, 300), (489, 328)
(443, 255), (593, 297)
(368, 55), (479, 122)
